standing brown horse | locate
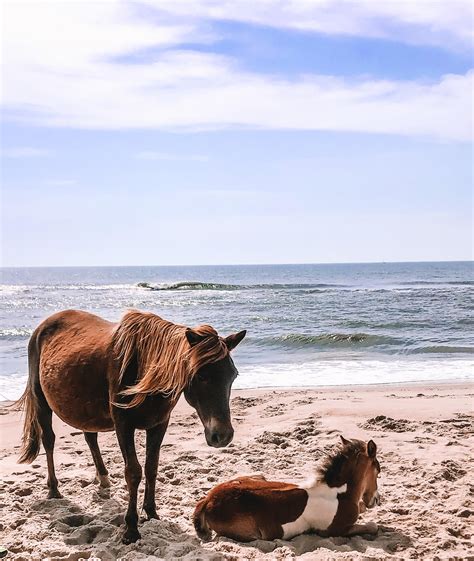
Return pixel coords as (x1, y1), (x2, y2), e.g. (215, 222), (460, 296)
(16, 309), (246, 544)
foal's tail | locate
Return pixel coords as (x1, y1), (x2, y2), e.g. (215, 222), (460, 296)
(193, 498), (212, 541)
(15, 334), (43, 464)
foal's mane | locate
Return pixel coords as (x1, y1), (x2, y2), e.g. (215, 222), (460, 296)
(112, 310), (229, 407)
(317, 439), (366, 487)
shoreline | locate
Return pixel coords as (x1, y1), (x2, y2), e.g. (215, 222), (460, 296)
(1, 380), (473, 559)
(1, 376), (472, 406)
(235, 377), (473, 392)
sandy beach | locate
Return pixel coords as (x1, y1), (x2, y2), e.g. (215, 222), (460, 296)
(0, 381), (472, 560)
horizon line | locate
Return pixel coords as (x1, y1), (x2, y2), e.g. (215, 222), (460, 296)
(1, 259), (472, 269)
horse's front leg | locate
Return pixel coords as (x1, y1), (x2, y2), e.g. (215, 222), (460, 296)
(115, 421), (142, 544)
(143, 421), (169, 520)
(346, 521), (378, 536)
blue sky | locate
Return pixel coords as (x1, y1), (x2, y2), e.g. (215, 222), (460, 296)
(1, 1), (472, 266)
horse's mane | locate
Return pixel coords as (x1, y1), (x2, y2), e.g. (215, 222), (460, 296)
(112, 310), (229, 408)
(317, 439), (366, 487)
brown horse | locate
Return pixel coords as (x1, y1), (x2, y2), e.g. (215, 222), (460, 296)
(193, 436), (380, 542)
(16, 309), (246, 544)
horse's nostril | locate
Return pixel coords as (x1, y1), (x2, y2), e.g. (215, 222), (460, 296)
(211, 432), (220, 445)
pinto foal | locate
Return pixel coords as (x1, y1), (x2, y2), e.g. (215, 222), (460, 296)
(193, 437), (380, 541)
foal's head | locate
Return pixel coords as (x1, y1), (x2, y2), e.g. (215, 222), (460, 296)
(322, 436), (381, 508)
(184, 328), (246, 448)
(342, 436), (381, 508)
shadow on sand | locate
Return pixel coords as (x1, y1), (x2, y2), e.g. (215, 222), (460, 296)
(29, 496), (222, 560)
(220, 524), (413, 558)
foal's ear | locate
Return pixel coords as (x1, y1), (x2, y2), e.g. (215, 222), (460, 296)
(185, 328), (207, 347)
(340, 435), (351, 446)
(224, 330), (247, 351)
(367, 440), (377, 458)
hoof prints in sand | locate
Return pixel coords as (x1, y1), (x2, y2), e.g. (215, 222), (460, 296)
(361, 412), (473, 438)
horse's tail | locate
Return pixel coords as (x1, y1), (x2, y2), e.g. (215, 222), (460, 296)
(16, 333), (43, 464)
(193, 497), (212, 541)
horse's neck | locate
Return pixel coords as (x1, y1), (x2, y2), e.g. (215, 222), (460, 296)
(305, 475), (361, 504)
(341, 477), (365, 505)
(304, 478), (347, 498)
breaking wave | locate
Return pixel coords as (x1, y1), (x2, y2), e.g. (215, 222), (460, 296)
(136, 281), (348, 291)
(0, 327), (34, 340)
(250, 334), (474, 354)
(251, 333), (400, 349)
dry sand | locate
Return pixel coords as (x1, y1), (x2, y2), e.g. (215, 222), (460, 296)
(0, 381), (473, 560)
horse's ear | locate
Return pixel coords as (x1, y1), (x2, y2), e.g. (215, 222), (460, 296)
(340, 435), (351, 447)
(367, 440), (377, 458)
(224, 330), (247, 351)
(185, 328), (206, 347)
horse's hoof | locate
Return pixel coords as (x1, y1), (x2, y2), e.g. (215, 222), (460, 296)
(95, 474), (111, 488)
(140, 511), (159, 522)
(122, 529), (141, 544)
(364, 522), (378, 535)
(97, 487), (111, 500)
(47, 490), (63, 499)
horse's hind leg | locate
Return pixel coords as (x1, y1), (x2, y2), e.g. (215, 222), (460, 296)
(83, 432), (110, 488)
(37, 400), (62, 499)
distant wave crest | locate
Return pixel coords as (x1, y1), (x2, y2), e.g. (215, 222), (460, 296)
(136, 279), (473, 292)
(137, 281), (240, 291)
(399, 280), (474, 286)
(136, 281), (347, 291)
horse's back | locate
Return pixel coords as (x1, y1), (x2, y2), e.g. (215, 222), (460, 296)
(36, 309), (114, 336)
(201, 477), (308, 541)
(36, 309), (115, 370)
(35, 310), (117, 431)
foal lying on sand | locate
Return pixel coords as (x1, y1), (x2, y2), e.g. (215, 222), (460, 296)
(193, 437), (380, 542)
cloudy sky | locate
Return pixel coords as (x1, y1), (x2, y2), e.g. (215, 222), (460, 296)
(2, 0), (472, 266)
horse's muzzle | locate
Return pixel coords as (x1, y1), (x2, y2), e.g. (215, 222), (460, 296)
(205, 425), (234, 448)
(367, 491), (381, 508)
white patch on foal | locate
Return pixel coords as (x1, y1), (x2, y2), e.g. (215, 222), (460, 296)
(282, 480), (347, 539)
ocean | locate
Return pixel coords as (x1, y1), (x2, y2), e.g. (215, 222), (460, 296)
(1, 261), (472, 399)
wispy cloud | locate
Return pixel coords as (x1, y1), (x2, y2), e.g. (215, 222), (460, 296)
(1, 1), (472, 140)
(143, 0), (473, 51)
(2, 147), (51, 158)
(135, 151), (209, 162)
